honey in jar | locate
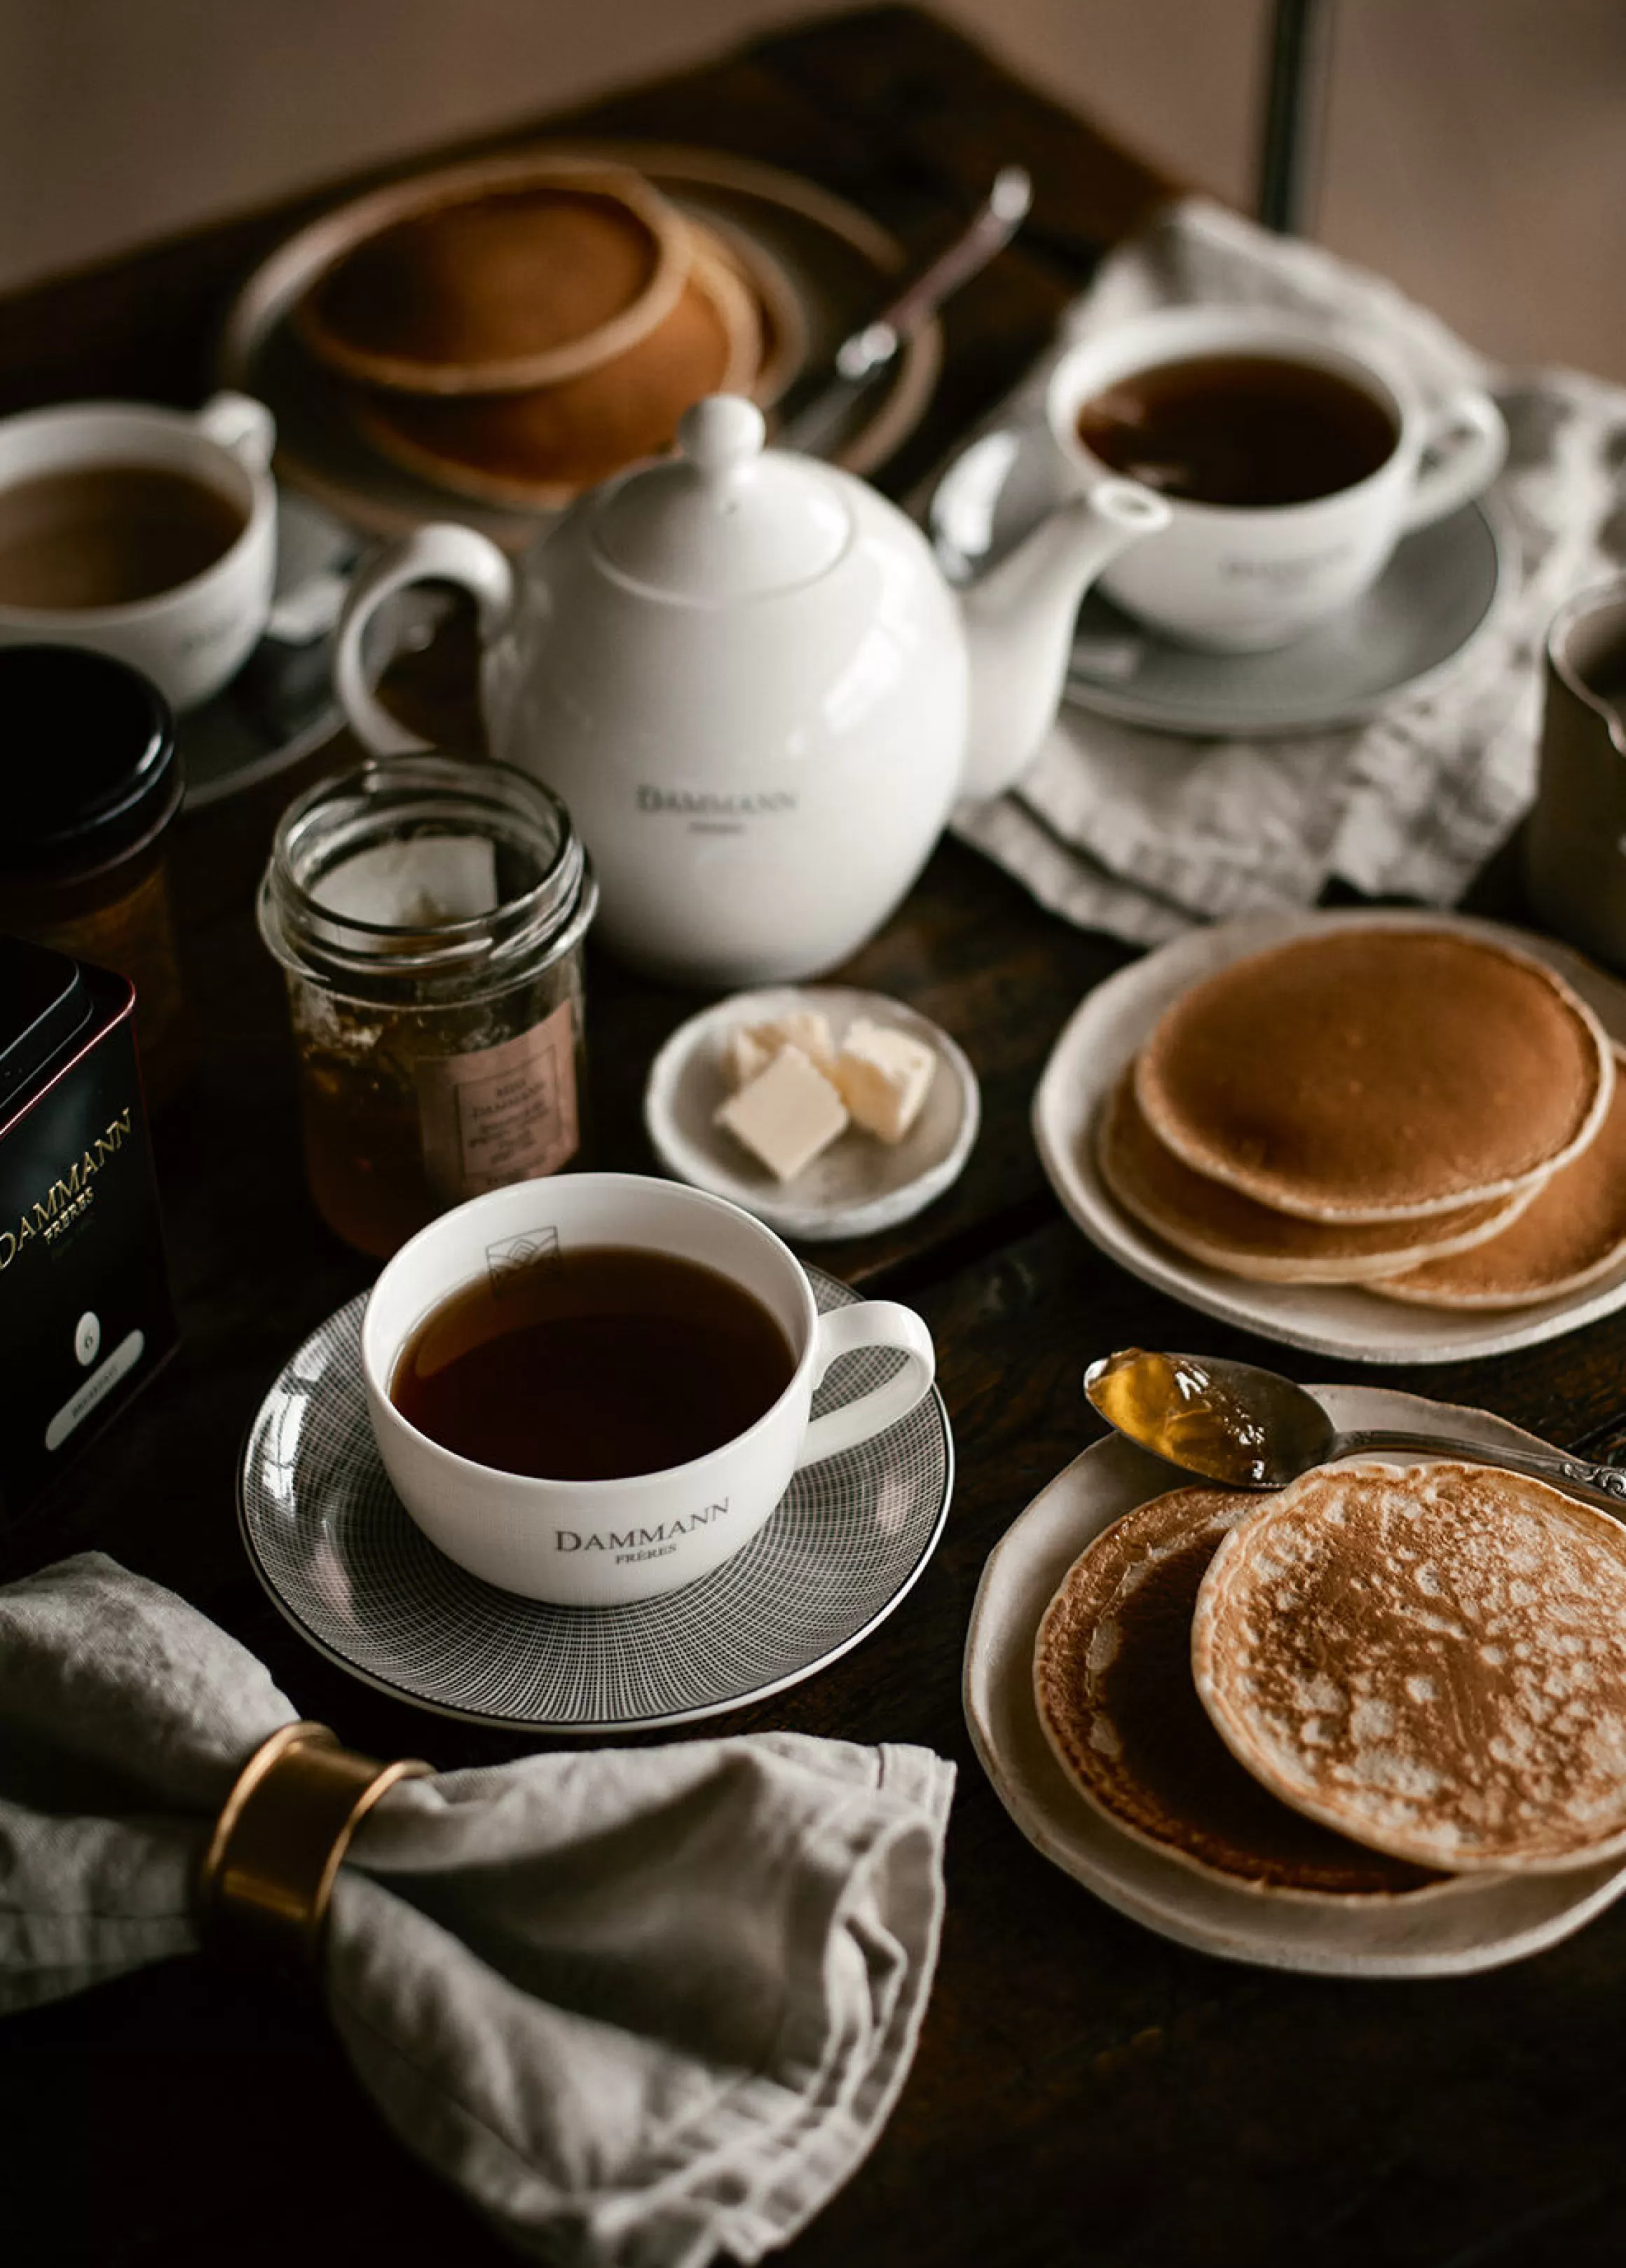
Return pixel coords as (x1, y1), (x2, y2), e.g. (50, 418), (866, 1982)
(257, 756), (596, 1258)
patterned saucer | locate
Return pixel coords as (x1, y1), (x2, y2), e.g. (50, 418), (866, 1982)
(239, 1268), (953, 1732)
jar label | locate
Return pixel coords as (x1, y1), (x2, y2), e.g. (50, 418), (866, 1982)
(416, 1000), (579, 1201)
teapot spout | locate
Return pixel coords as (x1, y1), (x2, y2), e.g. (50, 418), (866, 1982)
(957, 478), (1168, 802)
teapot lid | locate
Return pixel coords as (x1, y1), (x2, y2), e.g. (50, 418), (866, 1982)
(591, 396), (850, 601)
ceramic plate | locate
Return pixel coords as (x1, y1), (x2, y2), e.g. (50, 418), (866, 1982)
(1033, 906), (1626, 1364)
(964, 1389), (1626, 1976)
(239, 1267), (952, 1731)
(220, 143), (943, 551)
(644, 986), (980, 1242)
(929, 421), (1510, 739)
(177, 489), (355, 809)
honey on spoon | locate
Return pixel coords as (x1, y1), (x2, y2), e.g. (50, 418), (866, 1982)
(1082, 1346), (1626, 1517)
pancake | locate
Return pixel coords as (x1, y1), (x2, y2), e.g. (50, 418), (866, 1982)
(1374, 1042), (1626, 1309)
(1095, 1065), (1537, 1283)
(1192, 1460), (1626, 1874)
(357, 247), (758, 507)
(691, 219), (805, 408)
(1135, 925), (1612, 1223)
(1034, 1484), (1444, 1897)
(296, 165), (687, 393)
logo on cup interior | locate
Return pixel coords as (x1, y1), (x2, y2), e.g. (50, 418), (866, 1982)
(556, 1498), (732, 1566)
(485, 1225), (559, 1293)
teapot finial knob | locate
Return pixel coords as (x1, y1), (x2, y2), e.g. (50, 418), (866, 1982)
(680, 395), (766, 481)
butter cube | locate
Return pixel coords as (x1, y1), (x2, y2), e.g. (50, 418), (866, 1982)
(726, 1025), (777, 1090)
(833, 1019), (937, 1142)
(723, 1009), (836, 1091)
(715, 1044), (849, 1181)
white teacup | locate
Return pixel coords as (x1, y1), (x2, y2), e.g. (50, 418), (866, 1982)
(1046, 306), (1508, 651)
(362, 1173), (936, 1606)
(0, 392), (278, 710)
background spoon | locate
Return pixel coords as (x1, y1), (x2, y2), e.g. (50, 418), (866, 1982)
(1083, 1346), (1626, 1519)
(774, 166), (1032, 457)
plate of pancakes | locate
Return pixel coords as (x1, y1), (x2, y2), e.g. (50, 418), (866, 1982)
(1034, 908), (1626, 1362)
(965, 1404), (1626, 1974)
(221, 144), (941, 549)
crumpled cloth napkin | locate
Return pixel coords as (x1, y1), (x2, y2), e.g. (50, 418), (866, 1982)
(0, 1553), (954, 2268)
(950, 196), (1626, 945)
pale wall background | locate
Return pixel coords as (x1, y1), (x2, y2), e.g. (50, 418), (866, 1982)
(2, 0), (1622, 380)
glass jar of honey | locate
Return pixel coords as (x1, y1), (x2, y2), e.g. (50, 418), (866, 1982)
(258, 755), (596, 1259)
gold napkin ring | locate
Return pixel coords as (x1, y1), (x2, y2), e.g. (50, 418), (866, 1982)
(197, 1721), (432, 1969)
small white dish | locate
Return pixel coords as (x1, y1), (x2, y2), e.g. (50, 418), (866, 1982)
(239, 1266), (953, 1733)
(1032, 906), (1626, 1363)
(645, 986), (980, 1241)
(930, 419), (1510, 739)
(964, 1388), (1626, 1977)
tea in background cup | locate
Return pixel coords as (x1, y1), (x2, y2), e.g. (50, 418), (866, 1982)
(1046, 307), (1507, 650)
(362, 1172), (936, 1604)
(0, 392), (277, 710)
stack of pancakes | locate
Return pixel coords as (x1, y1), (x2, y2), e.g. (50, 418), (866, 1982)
(1034, 1459), (1626, 1899)
(294, 156), (798, 510)
(1098, 925), (1626, 1309)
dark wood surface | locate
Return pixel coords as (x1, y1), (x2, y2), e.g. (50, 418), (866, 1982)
(5, 10), (1626, 2265)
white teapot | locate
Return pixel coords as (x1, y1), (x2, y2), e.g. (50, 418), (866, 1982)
(334, 397), (1166, 985)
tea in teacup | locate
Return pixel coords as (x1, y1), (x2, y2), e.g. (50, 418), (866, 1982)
(1074, 353), (1398, 510)
(0, 463), (246, 611)
(390, 1242), (797, 1481)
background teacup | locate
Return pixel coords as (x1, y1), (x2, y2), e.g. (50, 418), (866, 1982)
(1046, 306), (1508, 651)
(1524, 576), (1626, 971)
(0, 391), (277, 710)
(362, 1171), (936, 1605)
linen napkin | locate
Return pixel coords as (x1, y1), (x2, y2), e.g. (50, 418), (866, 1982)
(0, 1552), (953, 2268)
(950, 196), (1626, 945)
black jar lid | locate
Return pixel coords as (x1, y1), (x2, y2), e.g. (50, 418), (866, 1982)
(0, 646), (179, 877)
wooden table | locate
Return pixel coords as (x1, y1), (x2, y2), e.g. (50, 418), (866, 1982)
(5, 11), (1625, 2264)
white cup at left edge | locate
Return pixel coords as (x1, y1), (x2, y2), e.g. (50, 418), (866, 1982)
(0, 392), (278, 711)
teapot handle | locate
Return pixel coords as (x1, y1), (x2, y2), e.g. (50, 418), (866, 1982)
(333, 524), (515, 756)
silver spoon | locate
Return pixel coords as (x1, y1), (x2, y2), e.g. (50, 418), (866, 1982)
(773, 167), (1032, 458)
(1082, 1346), (1626, 1519)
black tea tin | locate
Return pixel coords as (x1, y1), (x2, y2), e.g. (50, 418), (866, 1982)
(0, 934), (176, 1522)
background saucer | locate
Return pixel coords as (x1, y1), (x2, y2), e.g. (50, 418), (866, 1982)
(239, 1268), (953, 1732)
(644, 985), (980, 1242)
(964, 1389), (1626, 1977)
(1032, 907), (1626, 1364)
(221, 143), (943, 549)
(929, 421), (1510, 739)
(177, 487), (355, 809)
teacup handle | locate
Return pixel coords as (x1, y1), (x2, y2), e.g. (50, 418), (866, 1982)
(197, 390), (276, 471)
(332, 523), (515, 757)
(1401, 387), (1508, 533)
(795, 1302), (936, 1468)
